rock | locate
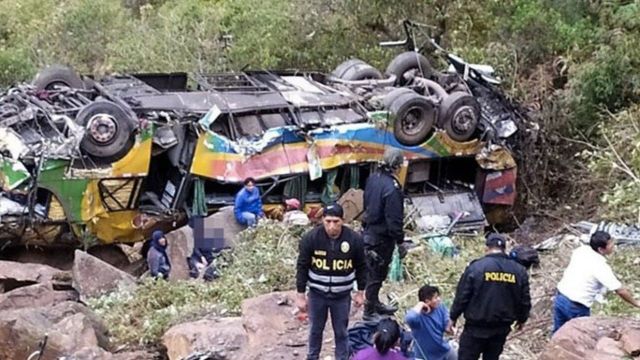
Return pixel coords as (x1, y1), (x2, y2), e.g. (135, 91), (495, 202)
(66, 346), (114, 360)
(589, 337), (627, 359)
(0, 260), (67, 292)
(0, 283), (77, 311)
(64, 347), (153, 360)
(240, 291), (307, 360)
(72, 250), (136, 301)
(0, 301), (109, 359)
(540, 316), (640, 360)
(65, 347), (153, 360)
(203, 206), (244, 249)
(162, 317), (247, 360)
(165, 226), (194, 281)
(622, 328), (640, 356)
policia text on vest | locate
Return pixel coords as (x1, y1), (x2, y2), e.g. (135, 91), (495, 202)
(484, 271), (517, 283)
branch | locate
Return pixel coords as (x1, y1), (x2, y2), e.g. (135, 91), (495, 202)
(602, 132), (640, 184)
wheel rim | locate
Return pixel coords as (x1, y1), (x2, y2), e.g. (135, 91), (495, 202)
(45, 81), (70, 90)
(450, 106), (477, 135)
(87, 114), (118, 145)
(401, 106), (427, 136)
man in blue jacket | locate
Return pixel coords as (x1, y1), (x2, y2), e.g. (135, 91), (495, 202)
(405, 285), (457, 360)
(234, 177), (264, 227)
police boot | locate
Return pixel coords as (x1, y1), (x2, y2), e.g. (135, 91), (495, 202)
(374, 301), (398, 315)
(363, 301), (381, 321)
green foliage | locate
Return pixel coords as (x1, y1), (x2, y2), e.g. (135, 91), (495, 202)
(386, 236), (485, 313)
(89, 277), (223, 344)
(583, 106), (640, 222)
(88, 219), (307, 345)
(567, 38), (640, 133)
(592, 246), (640, 317)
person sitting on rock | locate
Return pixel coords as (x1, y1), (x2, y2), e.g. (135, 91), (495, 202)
(147, 230), (171, 279)
(234, 177), (264, 227)
(352, 318), (408, 360)
(405, 284), (457, 360)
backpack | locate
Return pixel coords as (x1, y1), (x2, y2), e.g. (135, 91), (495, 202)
(509, 245), (539, 269)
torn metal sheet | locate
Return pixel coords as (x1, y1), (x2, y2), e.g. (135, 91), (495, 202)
(480, 168), (517, 205)
(475, 145), (516, 170)
(0, 195), (27, 217)
(0, 156), (30, 191)
(572, 221), (640, 245)
(0, 127), (29, 160)
(410, 191), (487, 233)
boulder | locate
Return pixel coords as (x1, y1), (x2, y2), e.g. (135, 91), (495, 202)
(165, 226), (194, 281)
(239, 291), (307, 360)
(0, 260), (67, 292)
(203, 206), (244, 249)
(162, 317), (247, 360)
(0, 283), (77, 311)
(621, 327), (640, 357)
(540, 316), (640, 360)
(0, 301), (109, 359)
(64, 347), (154, 360)
(72, 250), (136, 301)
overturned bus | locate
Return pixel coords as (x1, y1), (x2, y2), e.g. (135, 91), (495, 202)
(0, 61), (520, 248)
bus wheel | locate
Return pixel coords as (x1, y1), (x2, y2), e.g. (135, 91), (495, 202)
(75, 101), (135, 164)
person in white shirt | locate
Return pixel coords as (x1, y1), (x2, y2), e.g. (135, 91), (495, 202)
(553, 230), (640, 333)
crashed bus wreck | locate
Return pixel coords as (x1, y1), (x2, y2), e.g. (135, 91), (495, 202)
(0, 62), (520, 248)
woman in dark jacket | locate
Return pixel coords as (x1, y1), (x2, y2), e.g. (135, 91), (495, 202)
(147, 230), (171, 279)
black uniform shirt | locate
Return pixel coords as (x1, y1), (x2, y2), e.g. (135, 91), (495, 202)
(450, 252), (531, 327)
(362, 170), (404, 245)
(296, 225), (367, 295)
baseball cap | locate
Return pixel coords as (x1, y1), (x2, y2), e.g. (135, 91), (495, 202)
(485, 233), (506, 249)
(322, 203), (344, 218)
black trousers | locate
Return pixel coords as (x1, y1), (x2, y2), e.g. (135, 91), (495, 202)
(306, 290), (351, 360)
(364, 242), (394, 303)
(458, 326), (510, 360)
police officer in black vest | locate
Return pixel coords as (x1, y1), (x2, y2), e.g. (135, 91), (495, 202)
(296, 203), (367, 360)
(450, 233), (531, 360)
(362, 147), (405, 319)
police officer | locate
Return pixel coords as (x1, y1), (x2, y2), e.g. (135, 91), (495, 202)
(295, 203), (367, 360)
(450, 233), (531, 360)
(362, 147), (405, 319)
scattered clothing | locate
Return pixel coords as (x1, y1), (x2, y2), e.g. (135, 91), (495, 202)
(147, 230), (171, 279)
